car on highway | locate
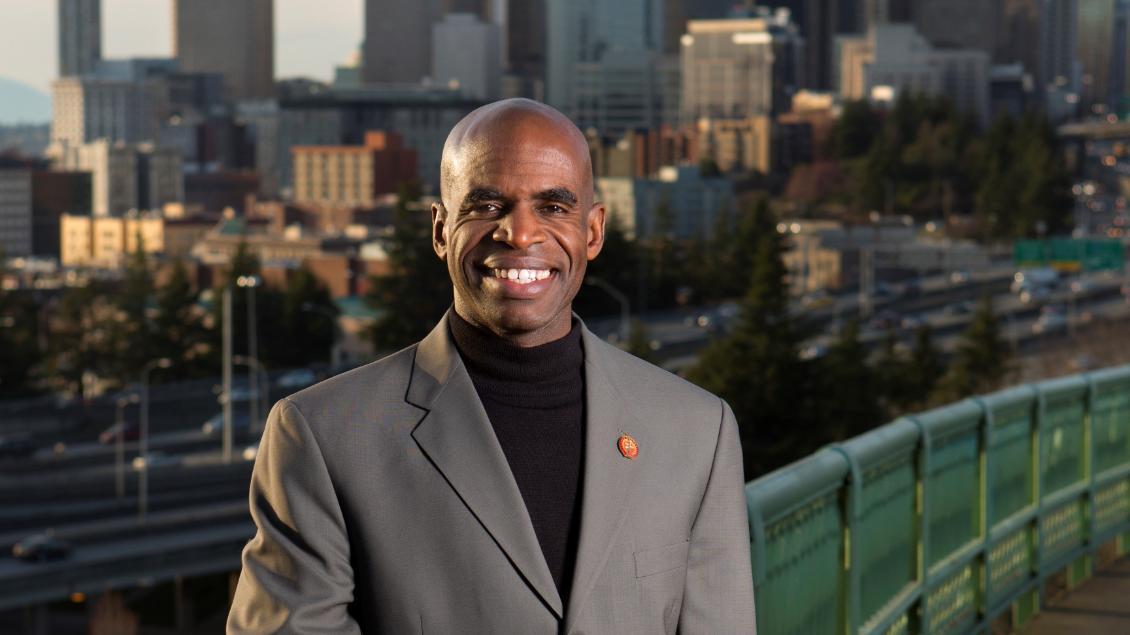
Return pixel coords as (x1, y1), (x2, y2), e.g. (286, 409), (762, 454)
(201, 412), (253, 437)
(242, 442), (260, 462)
(1019, 286), (1052, 305)
(1032, 312), (1068, 335)
(800, 290), (833, 310)
(131, 451), (179, 470)
(867, 310), (901, 331)
(277, 368), (316, 389)
(942, 301), (977, 317)
(0, 436), (36, 459)
(98, 420), (140, 444)
(949, 270), (971, 285)
(12, 532), (72, 562)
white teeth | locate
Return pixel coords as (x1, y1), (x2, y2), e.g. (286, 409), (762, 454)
(491, 268), (552, 285)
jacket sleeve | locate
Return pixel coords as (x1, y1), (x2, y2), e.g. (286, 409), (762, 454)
(678, 399), (757, 634)
(227, 398), (363, 634)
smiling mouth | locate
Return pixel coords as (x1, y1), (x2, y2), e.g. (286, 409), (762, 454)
(488, 268), (553, 285)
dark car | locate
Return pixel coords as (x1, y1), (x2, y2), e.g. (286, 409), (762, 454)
(12, 533), (72, 562)
(0, 437), (36, 459)
(99, 420), (140, 444)
(201, 412), (253, 438)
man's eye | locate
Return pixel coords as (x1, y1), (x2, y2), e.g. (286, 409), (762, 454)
(474, 203), (501, 214)
(542, 204), (567, 214)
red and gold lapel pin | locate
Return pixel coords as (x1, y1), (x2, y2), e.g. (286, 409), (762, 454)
(617, 433), (639, 460)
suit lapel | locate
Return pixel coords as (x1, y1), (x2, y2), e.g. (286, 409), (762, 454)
(563, 326), (646, 634)
(407, 313), (564, 619)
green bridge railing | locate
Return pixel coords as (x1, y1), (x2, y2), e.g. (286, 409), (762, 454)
(745, 365), (1130, 634)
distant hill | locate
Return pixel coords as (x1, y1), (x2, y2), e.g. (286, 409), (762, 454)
(0, 78), (50, 125)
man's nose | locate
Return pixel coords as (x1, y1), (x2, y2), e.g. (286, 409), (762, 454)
(492, 205), (546, 249)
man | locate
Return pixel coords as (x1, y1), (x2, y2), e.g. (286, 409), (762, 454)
(228, 99), (755, 633)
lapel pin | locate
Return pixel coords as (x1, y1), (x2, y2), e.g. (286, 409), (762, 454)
(617, 434), (639, 460)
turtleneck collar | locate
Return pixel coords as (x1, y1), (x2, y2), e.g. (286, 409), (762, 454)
(447, 309), (585, 409)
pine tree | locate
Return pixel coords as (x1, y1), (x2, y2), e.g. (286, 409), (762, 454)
(366, 183), (452, 353)
(818, 320), (883, 438)
(905, 325), (944, 409)
(932, 296), (1010, 403)
(686, 201), (803, 478)
(874, 328), (909, 418)
(153, 259), (208, 378)
(278, 266), (338, 367)
(107, 236), (158, 385)
(625, 319), (657, 363)
(0, 256), (39, 396)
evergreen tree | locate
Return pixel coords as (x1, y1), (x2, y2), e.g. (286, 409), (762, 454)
(107, 237), (158, 385)
(834, 99), (882, 159)
(278, 266), (338, 367)
(874, 328), (910, 418)
(153, 259), (209, 378)
(366, 183), (452, 353)
(818, 320), (883, 438)
(932, 296), (1010, 403)
(626, 319), (657, 363)
(0, 256), (39, 396)
(905, 325), (944, 409)
(686, 200), (804, 477)
(576, 211), (639, 317)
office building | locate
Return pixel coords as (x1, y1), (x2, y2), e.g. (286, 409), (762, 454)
(1042, 0), (1080, 92)
(51, 73), (166, 149)
(506, 0), (547, 97)
(1077, 0), (1119, 110)
(60, 211), (166, 267)
(995, 0), (1043, 84)
(292, 131), (418, 207)
(681, 10), (805, 123)
(173, 0), (274, 101)
(433, 14), (502, 100)
(33, 170), (92, 258)
(0, 159), (33, 258)
(838, 24), (990, 125)
(239, 84), (479, 195)
(911, 0), (998, 54)
(804, 0), (865, 90)
(58, 0), (102, 77)
(363, 0), (442, 84)
(546, 0), (671, 135)
(596, 165), (735, 240)
(55, 140), (183, 216)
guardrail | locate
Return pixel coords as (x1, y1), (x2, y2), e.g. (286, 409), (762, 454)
(746, 365), (1130, 634)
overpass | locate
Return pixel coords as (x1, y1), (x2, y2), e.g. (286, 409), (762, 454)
(746, 365), (1130, 633)
(4, 363), (1130, 632)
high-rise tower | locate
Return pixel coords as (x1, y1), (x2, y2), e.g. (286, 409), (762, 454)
(58, 0), (101, 77)
(173, 0), (274, 101)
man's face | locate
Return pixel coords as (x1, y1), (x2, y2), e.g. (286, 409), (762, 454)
(434, 119), (605, 346)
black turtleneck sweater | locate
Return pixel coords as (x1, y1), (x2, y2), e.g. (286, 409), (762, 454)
(448, 311), (585, 605)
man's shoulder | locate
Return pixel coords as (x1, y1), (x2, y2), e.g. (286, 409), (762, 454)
(283, 344), (419, 416)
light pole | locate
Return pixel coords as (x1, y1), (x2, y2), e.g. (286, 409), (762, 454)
(301, 302), (342, 368)
(233, 355), (269, 434)
(237, 275), (261, 447)
(585, 276), (630, 343)
(139, 357), (172, 520)
(114, 393), (139, 500)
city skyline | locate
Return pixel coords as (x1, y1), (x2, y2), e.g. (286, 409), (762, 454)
(0, 0), (364, 115)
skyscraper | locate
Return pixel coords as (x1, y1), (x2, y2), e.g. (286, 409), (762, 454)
(173, 0), (274, 101)
(1042, 0), (1079, 90)
(1077, 0), (1118, 109)
(911, 0), (999, 53)
(546, 0), (670, 134)
(363, 0), (443, 84)
(804, 0), (864, 90)
(58, 0), (101, 77)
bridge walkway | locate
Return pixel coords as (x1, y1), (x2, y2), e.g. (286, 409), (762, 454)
(1023, 556), (1130, 634)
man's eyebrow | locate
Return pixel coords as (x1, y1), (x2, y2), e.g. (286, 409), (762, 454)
(461, 187), (508, 206)
(533, 187), (578, 205)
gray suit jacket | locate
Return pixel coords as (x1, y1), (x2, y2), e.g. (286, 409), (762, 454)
(228, 313), (755, 634)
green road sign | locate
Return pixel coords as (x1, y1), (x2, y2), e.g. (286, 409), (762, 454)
(1014, 238), (1125, 272)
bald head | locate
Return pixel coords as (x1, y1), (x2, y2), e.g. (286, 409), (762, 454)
(440, 99), (593, 207)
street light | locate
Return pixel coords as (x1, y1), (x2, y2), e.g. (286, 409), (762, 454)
(301, 302), (343, 368)
(114, 393), (139, 500)
(585, 276), (630, 343)
(236, 275), (261, 444)
(139, 357), (172, 520)
(233, 355), (269, 435)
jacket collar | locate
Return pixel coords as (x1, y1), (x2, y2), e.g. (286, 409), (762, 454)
(407, 310), (644, 629)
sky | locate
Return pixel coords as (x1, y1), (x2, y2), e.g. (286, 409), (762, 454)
(0, 0), (365, 94)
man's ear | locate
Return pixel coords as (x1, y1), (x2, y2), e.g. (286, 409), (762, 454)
(432, 202), (448, 260)
(586, 202), (606, 261)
